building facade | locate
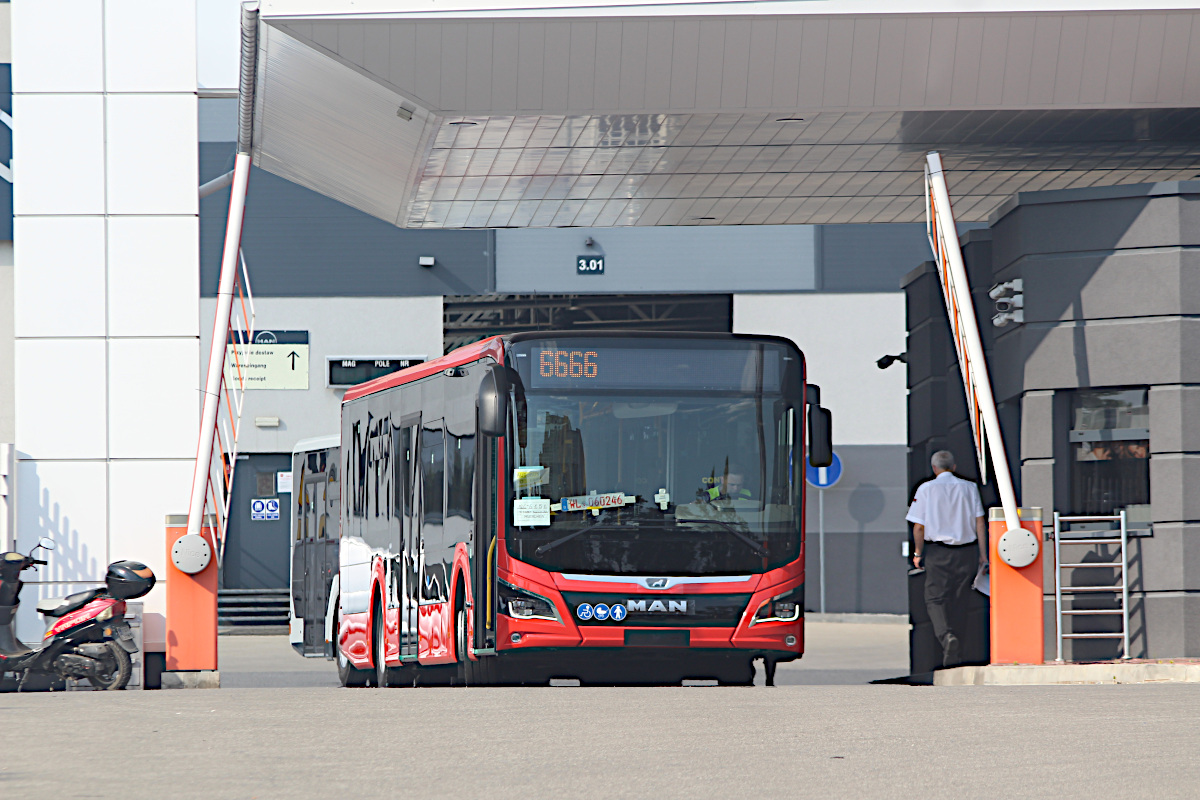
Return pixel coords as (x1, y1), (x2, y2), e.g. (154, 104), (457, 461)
(907, 180), (1200, 659)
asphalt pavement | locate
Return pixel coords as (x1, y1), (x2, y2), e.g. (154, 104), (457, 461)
(3, 623), (1196, 799)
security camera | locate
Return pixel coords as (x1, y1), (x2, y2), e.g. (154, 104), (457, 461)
(988, 278), (1023, 301)
(989, 278), (1025, 327)
(994, 297), (1022, 315)
(876, 353), (907, 370)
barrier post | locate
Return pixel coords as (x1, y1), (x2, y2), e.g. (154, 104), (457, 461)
(988, 507), (1044, 665)
(163, 515), (220, 688)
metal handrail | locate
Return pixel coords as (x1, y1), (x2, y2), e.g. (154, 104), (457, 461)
(1054, 510), (1130, 661)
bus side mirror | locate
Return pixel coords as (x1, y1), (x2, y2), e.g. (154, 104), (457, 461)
(478, 367), (510, 437)
(808, 406), (833, 468)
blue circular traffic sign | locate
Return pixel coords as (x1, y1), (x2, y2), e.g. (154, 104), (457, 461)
(593, 603), (611, 621)
(576, 603), (594, 621)
(805, 451), (843, 489)
(609, 603), (627, 622)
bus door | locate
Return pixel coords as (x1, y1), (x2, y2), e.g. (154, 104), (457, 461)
(290, 455), (310, 653)
(323, 449), (341, 658)
(418, 421), (448, 660)
(303, 464), (327, 654)
(473, 435), (499, 651)
(394, 420), (419, 660)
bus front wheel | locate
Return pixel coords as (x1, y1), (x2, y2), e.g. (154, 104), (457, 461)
(335, 611), (369, 688)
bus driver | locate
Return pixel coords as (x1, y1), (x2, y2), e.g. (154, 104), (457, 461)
(700, 462), (753, 505)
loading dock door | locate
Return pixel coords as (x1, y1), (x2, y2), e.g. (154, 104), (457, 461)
(226, 453), (293, 589)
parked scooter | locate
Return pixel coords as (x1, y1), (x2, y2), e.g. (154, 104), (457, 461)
(0, 537), (155, 691)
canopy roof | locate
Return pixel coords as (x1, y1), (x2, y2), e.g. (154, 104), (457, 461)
(249, 2), (1200, 227)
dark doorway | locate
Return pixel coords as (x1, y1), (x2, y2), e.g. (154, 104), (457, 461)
(224, 453), (293, 589)
(443, 293), (733, 353)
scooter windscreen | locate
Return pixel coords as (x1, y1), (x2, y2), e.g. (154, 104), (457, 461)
(106, 561), (155, 600)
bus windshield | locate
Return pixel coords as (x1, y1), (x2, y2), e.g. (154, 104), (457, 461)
(506, 382), (800, 576)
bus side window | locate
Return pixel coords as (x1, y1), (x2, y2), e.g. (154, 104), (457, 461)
(420, 426), (446, 601)
(447, 432), (475, 521)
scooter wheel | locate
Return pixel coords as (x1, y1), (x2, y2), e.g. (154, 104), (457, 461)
(86, 641), (132, 690)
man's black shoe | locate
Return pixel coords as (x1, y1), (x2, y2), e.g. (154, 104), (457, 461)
(942, 634), (961, 667)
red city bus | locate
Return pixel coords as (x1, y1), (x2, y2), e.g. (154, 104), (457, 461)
(334, 332), (832, 686)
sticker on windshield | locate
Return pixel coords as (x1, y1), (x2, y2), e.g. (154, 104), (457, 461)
(513, 466), (548, 490)
(512, 497), (551, 527)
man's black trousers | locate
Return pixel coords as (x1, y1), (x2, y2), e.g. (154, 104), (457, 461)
(923, 540), (979, 653)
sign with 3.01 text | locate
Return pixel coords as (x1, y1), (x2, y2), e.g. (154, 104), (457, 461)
(576, 255), (605, 275)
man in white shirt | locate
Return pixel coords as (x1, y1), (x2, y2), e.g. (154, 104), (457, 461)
(906, 450), (988, 668)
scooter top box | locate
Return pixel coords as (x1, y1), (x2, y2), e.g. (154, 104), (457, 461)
(106, 561), (155, 600)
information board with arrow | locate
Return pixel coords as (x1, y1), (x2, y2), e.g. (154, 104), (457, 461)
(225, 330), (310, 390)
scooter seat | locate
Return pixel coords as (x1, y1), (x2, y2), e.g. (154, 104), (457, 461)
(37, 589), (102, 618)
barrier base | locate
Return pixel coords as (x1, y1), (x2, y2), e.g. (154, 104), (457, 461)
(161, 670), (221, 690)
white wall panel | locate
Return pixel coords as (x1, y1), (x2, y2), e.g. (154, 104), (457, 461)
(16, 460), (108, 581)
(105, 0), (198, 92)
(15, 339), (108, 459)
(105, 94), (199, 216)
(108, 338), (199, 459)
(13, 217), (107, 338)
(107, 217), (200, 337)
(11, 94), (106, 215)
(734, 293), (907, 445)
(108, 459), (193, 601)
(11, 0), (103, 93)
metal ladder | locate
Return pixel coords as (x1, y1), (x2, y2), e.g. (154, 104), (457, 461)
(1053, 511), (1130, 661)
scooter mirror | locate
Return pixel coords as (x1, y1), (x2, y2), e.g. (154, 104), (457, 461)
(38, 537), (56, 551)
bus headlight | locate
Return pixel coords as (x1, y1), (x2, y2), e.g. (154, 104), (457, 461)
(498, 581), (560, 623)
(751, 585), (803, 625)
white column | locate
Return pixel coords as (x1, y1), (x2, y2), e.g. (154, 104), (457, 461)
(11, 0), (199, 646)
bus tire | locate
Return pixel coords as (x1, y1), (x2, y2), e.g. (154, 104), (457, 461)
(372, 597), (388, 688)
(336, 611), (369, 688)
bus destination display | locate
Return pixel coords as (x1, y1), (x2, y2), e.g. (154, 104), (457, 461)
(524, 342), (784, 392)
(538, 350), (599, 379)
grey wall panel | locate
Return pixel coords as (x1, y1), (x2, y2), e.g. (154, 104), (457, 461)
(1022, 317), (1198, 391)
(1001, 247), (1200, 323)
(1149, 385), (1200, 455)
(820, 223), (935, 292)
(200, 143), (493, 297)
(495, 225), (815, 294)
(199, 98), (238, 143)
(803, 444), (909, 615)
(989, 182), (1200, 270)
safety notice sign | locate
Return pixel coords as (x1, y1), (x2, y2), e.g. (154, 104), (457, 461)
(251, 498), (280, 521)
(226, 330), (310, 391)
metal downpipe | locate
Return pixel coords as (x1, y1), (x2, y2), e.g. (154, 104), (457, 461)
(185, 2), (260, 541)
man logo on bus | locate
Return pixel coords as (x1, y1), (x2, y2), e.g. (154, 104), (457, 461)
(626, 599), (689, 613)
(645, 577), (669, 589)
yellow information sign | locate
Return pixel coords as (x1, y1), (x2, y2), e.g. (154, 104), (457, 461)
(225, 343), (310, 390)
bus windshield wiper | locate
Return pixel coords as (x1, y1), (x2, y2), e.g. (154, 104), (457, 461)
(676, 518), (767, 558)
(535, 521), (624, 556)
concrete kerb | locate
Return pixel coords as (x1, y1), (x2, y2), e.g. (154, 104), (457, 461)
(806, 613), (908, 625)
(933, 662), (1200, 685)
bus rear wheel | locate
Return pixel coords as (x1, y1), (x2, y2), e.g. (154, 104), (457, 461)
(373, 599), (388, 688)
